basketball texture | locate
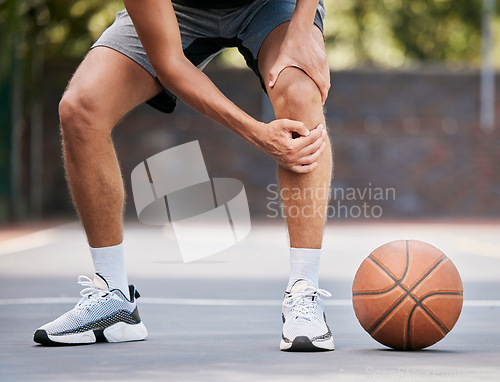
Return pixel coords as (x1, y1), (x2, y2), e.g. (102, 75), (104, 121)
(352, 240), (463, 350)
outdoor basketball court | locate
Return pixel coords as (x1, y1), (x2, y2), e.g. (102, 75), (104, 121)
(0, 220), (499, 381)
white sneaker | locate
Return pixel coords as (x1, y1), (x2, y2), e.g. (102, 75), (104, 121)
(34, 274), (147, 345)
(280, 280), (334, 351)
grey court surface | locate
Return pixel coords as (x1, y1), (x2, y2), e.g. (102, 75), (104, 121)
(0, 220), (499, 381)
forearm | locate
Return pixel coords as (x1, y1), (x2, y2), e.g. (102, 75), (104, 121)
(290, 0), (319, 29)
(160, 58), (263, 146)
(124, 0), (262, 146)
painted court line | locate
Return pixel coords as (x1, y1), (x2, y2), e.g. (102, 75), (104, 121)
(0, 297), (499, 307)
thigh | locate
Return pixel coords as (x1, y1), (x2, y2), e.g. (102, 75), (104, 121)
(237, 0), (325, 90)
(64, 46), (162, 129)
(92, 7), (227, 113)
(257, 22), (326, 91)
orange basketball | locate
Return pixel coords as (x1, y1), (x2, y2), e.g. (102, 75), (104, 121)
(352, 240), (463, 350)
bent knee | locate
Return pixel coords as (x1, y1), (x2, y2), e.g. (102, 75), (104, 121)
(270, 67), (322, 117)
(59, 89), (108, 143)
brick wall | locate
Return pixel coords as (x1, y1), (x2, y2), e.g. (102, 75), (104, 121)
(40, 63), (500, 220)
(327, 68), (500, 219)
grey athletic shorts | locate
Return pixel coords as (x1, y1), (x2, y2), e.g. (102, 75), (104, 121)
(91, 0), (326, 113)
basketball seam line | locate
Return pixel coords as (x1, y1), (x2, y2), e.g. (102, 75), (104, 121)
(352, 244), (409, 296)
(407, 256), (447, 295)
(408, 290), (463, 333)
(382, 254), (447, 345)
(406, 295), (449, 349)
(402, 254), (449, 349)
(364, 241), (411, 334)
(405, 290), (464, 346)
(420, 291), (463, 299)
(368, 240), (411, 286)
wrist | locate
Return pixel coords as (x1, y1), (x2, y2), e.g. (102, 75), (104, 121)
(290, 0), (318, 29)
(289, 17), (314, 32)
(240, 118), (266, 148)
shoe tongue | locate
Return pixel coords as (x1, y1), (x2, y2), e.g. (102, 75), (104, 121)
(290, 280), (309, 294)
(93, 273), (110, 292)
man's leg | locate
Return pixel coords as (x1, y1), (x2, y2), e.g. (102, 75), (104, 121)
(60, 46), (162, 296)
(34, 47), (161, 346)
(259, 23), (332, 265)
(258, 22), (334, 352)
(60, 47), (161, 248)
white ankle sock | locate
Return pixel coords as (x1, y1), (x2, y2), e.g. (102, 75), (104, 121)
(90, 242), (129, 296)
(286, 247), (321, 292)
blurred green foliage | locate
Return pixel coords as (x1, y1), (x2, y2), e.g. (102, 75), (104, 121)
(0, 0), (499, 72)
(323, 0), (492, 69)
(0, 0), (122, 68)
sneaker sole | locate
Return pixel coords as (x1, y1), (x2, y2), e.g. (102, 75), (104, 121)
(280, 336), (334, 352)
(34, 322), (148, 346)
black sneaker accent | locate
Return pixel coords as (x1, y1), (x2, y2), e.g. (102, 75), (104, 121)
(33, 330), (84, 347)
(128, 285), (141, 301)
(131, 307), (141, 323)
(282, 336), (333, 352)
(34, 329), (54, 346)
(93, 329), (108, 343)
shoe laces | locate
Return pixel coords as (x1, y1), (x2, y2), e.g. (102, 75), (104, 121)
(283, 286), (331, 321)
(75, 275), (111, 311)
